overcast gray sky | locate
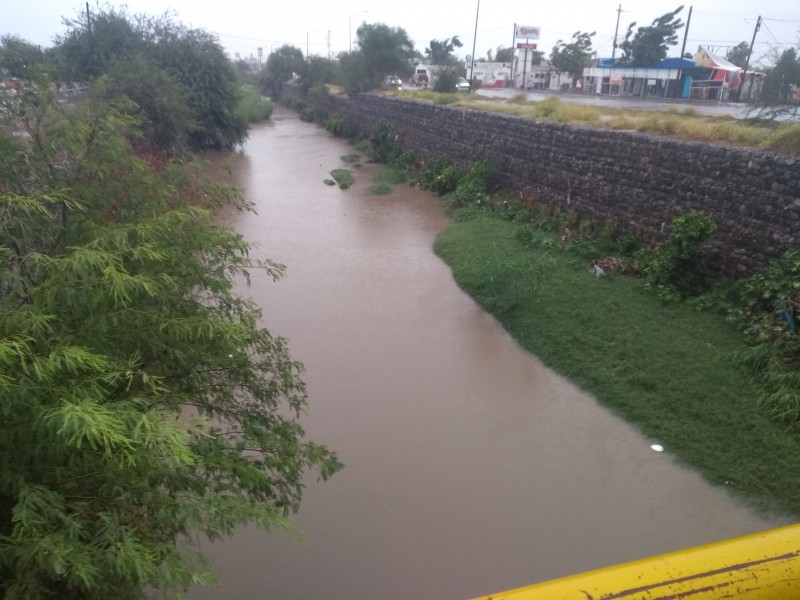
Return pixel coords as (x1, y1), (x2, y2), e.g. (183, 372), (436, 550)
(4, 0), (799, 65)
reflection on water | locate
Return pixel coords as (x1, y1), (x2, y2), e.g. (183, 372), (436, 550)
(191, 107), (779, 600)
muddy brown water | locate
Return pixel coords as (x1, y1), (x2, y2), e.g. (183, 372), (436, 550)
(191, 106), (779, 600)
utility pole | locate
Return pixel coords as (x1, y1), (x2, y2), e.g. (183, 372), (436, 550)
(469, 0), (480, 90)
(85, 1), (92, 33)
(611, 4), (622, 60)
(511, 22), (516, 86)
(739, 16), (761, 102)
(675, 5), (692, 98)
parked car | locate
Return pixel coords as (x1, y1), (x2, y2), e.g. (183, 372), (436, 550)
(456, 77), (471, 93)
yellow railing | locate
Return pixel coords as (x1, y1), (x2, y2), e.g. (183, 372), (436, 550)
(474, 523), (800, 600)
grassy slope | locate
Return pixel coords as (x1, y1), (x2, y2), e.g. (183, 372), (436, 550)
(434, 217), (800, 517)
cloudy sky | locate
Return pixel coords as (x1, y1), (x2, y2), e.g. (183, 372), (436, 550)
(4, 0), (799, 65)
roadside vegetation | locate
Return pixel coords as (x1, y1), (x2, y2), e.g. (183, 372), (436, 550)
(0, 11), (340, 599)
(236, 85), (275, 123)
(318, 114), (800, 517)
(385, 90), (795, 152)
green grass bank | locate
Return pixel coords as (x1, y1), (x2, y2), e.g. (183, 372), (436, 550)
(433, 216), (800, 518)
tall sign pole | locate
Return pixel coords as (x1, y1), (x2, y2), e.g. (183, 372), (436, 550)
(511, 22), (516, 86)
(513, 26), (540, 90)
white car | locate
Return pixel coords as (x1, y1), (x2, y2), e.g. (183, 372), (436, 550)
(456, 77), (471, 93)
(382, 75), (403, 90)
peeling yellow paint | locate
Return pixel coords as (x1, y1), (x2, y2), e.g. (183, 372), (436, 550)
(473, 524), (800, 600)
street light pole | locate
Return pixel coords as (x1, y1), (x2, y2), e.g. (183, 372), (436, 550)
(349, 10), (368, 53)
(306, 29), (318, 60)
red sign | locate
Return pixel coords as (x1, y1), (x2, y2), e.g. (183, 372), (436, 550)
(517, 43), (538, 50)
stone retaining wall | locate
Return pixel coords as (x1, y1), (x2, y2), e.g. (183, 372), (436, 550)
(283, 85), (800, 275)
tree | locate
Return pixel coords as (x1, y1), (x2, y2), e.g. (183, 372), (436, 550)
(750, 47), (800, 120)
(301, 55), (338, 91)
(354, 23), (415, 89)
(492, 46), (515, 63)
(103, 54), (195, 150)
(54, 8), (247, 150)
(550, 31), (595, 80)
(54, 7), (144, 80)
(149, 27), (248, 149)
(261, 45), (304, 98)
(619, 6), (684, 67)
(726, 41), (751, 68)
(0, 35), (50, 79)
(528, 50), (545, 66)
(337, 50), (370, 93)
(425, 36), (463, 65)
(0, 81), (341, 599)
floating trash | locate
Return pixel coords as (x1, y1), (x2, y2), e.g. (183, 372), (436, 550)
(650, 444), (664, 452)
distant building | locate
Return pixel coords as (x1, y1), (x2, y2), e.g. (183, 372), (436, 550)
(582, 56), (695, 99)
(465, 61), (512, 89)
(580, 47), (761, 102)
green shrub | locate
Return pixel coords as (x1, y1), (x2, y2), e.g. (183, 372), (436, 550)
(367, 183), (393, 195)
(417, 159), (463, 195)
(330, 168), (354, 189)
(433, 69), (459, 93)
(513, 225), (537, 247)
(532, 96), (563, 118)
(445, 178), (489, 212)
(638, 211), (718, 299)
(236, 86), (274, 123)
(388, 149), (417, 170)
(299, 107), (317, 122)
(731, 249), (800, 377)
(370, 120), (394, 163)
(497, 198), (539, 224)
(374, 167), (407, 185)
(326, 113), (361, 140)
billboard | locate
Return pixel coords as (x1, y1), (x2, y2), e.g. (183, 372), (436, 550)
(517, 43), (538, 50)
(515, 25), (540, 40)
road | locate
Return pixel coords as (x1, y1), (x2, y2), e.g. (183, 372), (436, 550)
(475, 87), (751, 119)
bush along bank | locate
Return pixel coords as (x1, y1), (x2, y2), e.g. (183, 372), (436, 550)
(306, 108), (800, 517)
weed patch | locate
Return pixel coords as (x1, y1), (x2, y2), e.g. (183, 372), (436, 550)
(761, 123), (800, 155)
(236, 86), (274, 123)
(330, 169), (354, 189)
(434, 216), (800, 516)
(374, 167), (407, 185)
(367, 183), (393, 195)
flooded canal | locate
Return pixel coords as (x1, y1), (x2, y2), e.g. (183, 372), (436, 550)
(191, 106), (778, 600)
